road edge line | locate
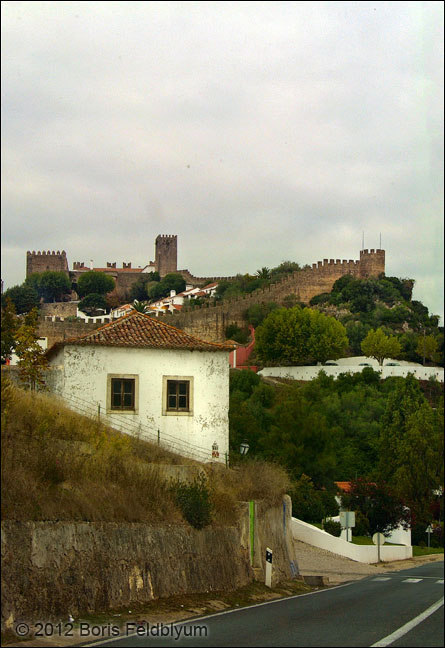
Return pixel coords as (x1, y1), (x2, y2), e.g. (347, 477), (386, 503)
(370, 596), (444, 647)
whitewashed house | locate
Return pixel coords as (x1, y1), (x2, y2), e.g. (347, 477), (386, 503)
(46, 311), (232, 463)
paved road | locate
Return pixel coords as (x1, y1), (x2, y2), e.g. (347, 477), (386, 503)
(83, 562), (444, 648)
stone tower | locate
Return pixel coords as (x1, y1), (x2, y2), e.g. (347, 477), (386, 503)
(358, 249), (385, 278)
(155, 235), (178, 277)
(26, 250), (69, 278)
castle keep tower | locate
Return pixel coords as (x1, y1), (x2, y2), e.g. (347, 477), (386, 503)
(155, 235), (178, 277)
(26, 250), (69, 278)
(358, 249), (385, 278)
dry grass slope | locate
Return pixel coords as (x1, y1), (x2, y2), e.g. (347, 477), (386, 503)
(1, 379), (290, 525)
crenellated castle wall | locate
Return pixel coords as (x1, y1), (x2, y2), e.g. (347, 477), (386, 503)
(172, 249), (385, 342)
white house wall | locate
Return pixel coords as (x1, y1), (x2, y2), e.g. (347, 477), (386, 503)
(50, 345), (229, 464)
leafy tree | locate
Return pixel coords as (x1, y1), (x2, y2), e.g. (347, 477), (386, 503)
(1, 298), (18, 363)
(393, 401), (444, 523)
(341, 479), (410, 537)
(307, 309), (349, 364)
(76, 271), (115, 298)
(270, 260), (301, 277)
(78, 293), (108, 314)
(256, 306), (348, 365)
(161, 273), (186, 294)
(14, 309), (48, 391)
(148, 273), (186, 301)
(378, 373), (426, 481)
(2, 283), (40, 314)
(290, 474), (328, 523)
(361, 328), (401, 365)
(260, 385), (337, 486)
(416, 334), (439, 365)
(225, 324), (249, 344)
(26, 271), (70, 302)
(378, 375), (443, 523)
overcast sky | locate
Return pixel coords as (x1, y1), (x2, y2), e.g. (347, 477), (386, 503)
(2, 1), (444, 320)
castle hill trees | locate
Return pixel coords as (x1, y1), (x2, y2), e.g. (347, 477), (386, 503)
(26, 271), (71, 303)
(1, 283), (39, 314)
(76, 271), (115, 299)
(310, 274), (443, 366)
(255, 306), (348, 365)
(147, 273), (186, 301)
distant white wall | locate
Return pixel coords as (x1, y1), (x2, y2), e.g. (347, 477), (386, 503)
(260, 361), (444, 383)
(292, 518), (412, 564)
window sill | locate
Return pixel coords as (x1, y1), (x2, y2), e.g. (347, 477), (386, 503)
(162, 410), (193, 417)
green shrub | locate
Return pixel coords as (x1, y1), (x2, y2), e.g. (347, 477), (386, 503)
(353, 510), (370, 537)
(171, 475), (212, 530)
(323, 519), (342, 537)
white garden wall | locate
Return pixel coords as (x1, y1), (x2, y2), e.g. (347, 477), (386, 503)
(292, 518), (412, 564)
(260, 364), (443, 382)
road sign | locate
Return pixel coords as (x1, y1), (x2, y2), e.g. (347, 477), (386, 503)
(372, 533), (386, 546)
(340, 511), (356, 529)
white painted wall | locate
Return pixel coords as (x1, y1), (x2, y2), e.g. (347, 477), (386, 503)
(329, 515), (411, 547)
(260, 363), (444, 382)
(48, 345), (230, 464)
(292, 518), (413, 564)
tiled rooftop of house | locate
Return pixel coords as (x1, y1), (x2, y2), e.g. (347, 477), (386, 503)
(46, 310), (233, 355)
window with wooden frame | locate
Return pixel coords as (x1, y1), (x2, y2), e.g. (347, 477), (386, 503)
(162, 376), (193, 416)
(167, 379), (190, 412)
(107, 374), (139, 413)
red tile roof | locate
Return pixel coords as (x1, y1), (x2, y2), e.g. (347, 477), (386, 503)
(46, 311), (233, 355)
(334, 481), (352, 493)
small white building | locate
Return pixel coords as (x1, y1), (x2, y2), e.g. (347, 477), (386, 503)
(46, 311), (232, 463)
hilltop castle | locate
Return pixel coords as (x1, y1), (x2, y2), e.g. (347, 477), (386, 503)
(26, 236), (385, 307)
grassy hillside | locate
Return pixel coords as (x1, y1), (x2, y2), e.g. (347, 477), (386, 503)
(1, 378), (289, 525)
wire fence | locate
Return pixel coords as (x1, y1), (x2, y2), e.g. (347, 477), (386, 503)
(49, 388), (228, 465)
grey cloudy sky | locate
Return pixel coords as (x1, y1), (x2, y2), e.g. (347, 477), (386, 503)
(2, 1), (444, 320)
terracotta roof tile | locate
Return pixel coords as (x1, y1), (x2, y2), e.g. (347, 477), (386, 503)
(46, 311), (233, 355)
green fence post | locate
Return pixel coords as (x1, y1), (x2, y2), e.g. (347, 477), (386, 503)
(249, 500), (255, 565)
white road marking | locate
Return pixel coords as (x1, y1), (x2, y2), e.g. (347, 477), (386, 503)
(372, 577), (392, 582)
(402, 578), (422, 583)
(82, 582), (353, 646)
(371, 597), (444, 647)
(436, 579), (444, 584)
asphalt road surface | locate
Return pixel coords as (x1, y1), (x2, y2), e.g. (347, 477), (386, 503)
(83, 562), (444, 648)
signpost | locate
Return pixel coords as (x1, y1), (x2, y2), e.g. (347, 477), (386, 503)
(372, 532), (386, 562)
(265, 548), (273, 588)
(340, 511), (355, 542)
(425, 524), (433, 548)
